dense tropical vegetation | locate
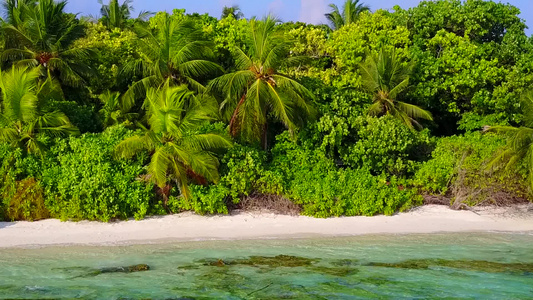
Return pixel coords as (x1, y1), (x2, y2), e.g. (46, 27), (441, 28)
(1, 0), (532, 222)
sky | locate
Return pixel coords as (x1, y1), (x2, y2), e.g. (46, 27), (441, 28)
(64, 0), (533, 34)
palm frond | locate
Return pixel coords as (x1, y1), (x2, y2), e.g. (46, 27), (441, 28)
(178, 59), (223, 80)
(47, 57), (85, 87)
(148, 145), (172, 188)
(115, 132), (156, 160)
(368, 101), (383, 116)
(169, 144), (220, 184)
(0, 127), (19, 144)
(182, 133), (233, 152)
(395, 101), (433, 121)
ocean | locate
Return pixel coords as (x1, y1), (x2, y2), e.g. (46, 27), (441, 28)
(0, 232), (532, 299)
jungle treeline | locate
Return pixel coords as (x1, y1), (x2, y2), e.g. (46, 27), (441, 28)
(1, 0), (532, 221)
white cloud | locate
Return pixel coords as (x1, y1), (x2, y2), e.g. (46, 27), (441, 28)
(299, 0), (328, 24)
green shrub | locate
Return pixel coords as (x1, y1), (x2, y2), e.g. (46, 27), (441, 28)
(413, 132), (523, 196)
(316, 89), (371, 153)
(290, 168), (420, 218)
(340, 116), (433, 175)
(458, 112), (509, 132)
(41, 126), (156, 222)
(0, 144), (48, 221)
(166, 143), (285, 215)
(271, 132), (421, 218)
(46, 101), (101, 133)
(5, 178), (50, 221)
(219, 144), (283, 201)
(0, 144), (15, 222)
(168, 184), (230, 215)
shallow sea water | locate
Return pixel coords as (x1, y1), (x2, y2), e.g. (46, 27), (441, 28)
(0, 232), (532, 299)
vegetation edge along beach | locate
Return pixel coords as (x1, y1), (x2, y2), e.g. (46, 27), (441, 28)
(1, 0), (533, 223)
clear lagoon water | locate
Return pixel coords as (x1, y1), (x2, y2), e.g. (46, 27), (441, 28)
(0, 233), (532, 299)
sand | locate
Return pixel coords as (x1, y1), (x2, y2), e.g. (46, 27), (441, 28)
(1, 205), (533, 248)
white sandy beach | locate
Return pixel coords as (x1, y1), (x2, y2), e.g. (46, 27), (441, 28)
(1, 205), (532, 248)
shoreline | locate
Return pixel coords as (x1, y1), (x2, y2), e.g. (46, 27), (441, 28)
(1, 205), (533, 248)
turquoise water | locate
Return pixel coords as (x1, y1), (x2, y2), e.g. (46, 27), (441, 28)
(0, 233), (532, 299)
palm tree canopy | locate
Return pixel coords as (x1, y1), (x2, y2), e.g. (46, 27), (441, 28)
(1, 0), (36, 27)
(221, 5), (244, 20)
(487, 91), (533, 190)
(116, 80), (232, 199)
(325, 0), (370, 30)
(208, 15), (316, 144)
(360, 48), (432, 129)
(0, 66), (78, 155)
(121, 12), (222, 111)
(1, 0), (93, 87)
(98, 0), (153, 29)
(98, 90), (137, 127)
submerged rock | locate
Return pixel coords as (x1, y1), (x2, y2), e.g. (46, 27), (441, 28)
(68, 264), (150, 278)
(99, 264), (150, 274)
(368, 259), (533, 274)
(193, 255), (361, 278)
(200, 255), (317, 268)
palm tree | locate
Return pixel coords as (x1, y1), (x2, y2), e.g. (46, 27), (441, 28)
(98, 90), (137, 127)
(360, 48), (432, 129)
(98, 0), (152, 30)
(120, 12), (222, 111)
(115, 80), (232, 203)
(325, 0), (370, 30)
(1, 0), (36, 28)
(208, 16), (316, 147)
(0, 66), (78, 155)
(1, 0), (93, 88)
(221, 5), (244, 20)
(486, 91), (533, 190)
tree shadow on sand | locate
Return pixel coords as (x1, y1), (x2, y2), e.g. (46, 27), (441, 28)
(0, 222), (13, 229)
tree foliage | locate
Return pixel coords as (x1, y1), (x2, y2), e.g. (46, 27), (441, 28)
(360, 48), (432, 128)
(487, 91), (533, 191)
(1, 0), (94, 87)
(1, 0), (532, 221)
(98, 0), (152, 30)
(0, 66), (78, 155)
(209, 16), (316, 146)
(115, 80), (232, 202)
(325, 0), (370, 30)
(221, 5), (243, 20)
(121, 11), (222, 110)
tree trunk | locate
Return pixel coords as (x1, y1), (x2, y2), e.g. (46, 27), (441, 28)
(262, 122), (268, 150)
(229, 94), (247, 137)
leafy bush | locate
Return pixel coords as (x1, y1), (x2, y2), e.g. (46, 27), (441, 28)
(326, 10), (411, 87)
(340, 116), (433, 175)
(290, 168), (420, 218)
(168, 184), (230, 215)
(317, 90), (433, 175)
(219, 144), (284, 201)
(0, 144), (46, 221)
(46, 100), (101, 133)
(41, 126), (156, 222)
(74, 23), (140, 92)
(317, 89), (371, 152)
(272, 132), (421, 218)
(4, 178), (49, 221)
(414, 132), (521, 195)
(166, 143), (285, 215)
(458, 112), (509, 132)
